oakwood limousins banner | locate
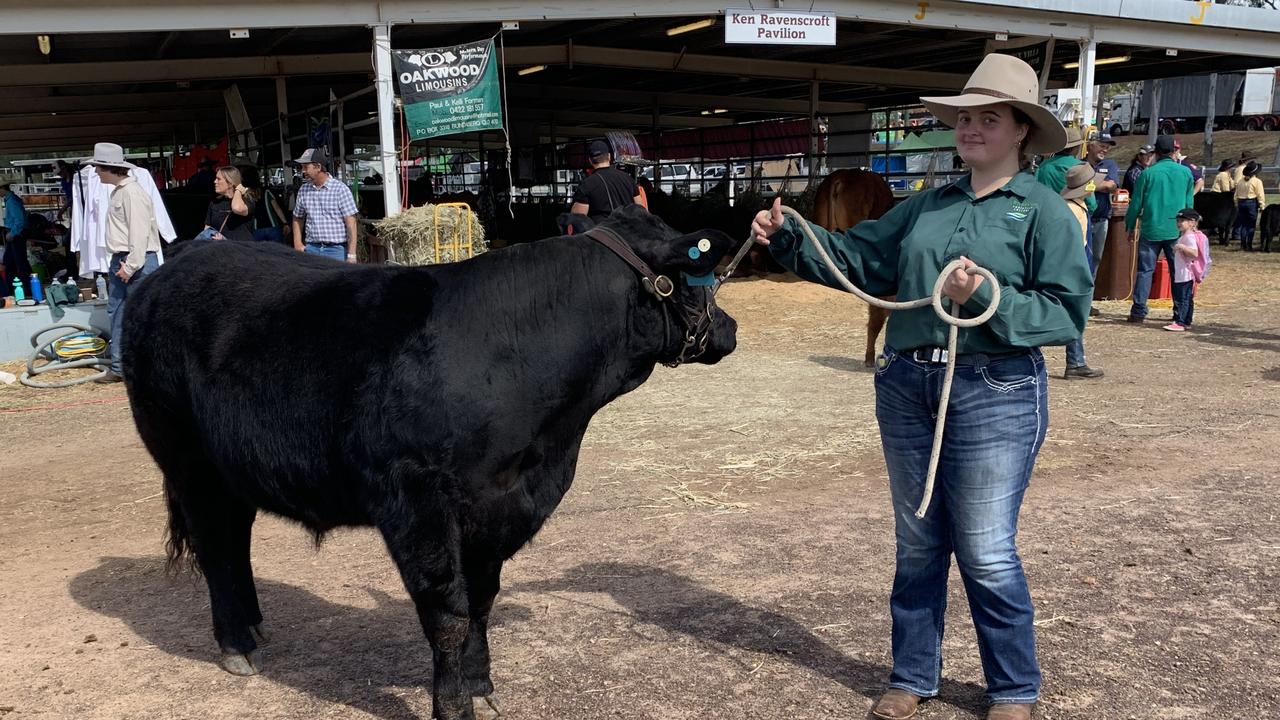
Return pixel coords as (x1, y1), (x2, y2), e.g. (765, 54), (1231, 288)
(392, 39), (504, 141)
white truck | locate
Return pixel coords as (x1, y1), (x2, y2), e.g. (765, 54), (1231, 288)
(1106, 67), (1280, 135)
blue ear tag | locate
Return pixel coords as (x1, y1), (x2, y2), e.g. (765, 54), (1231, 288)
(683, 271), (716, 286)
(687, 246), (702, 260)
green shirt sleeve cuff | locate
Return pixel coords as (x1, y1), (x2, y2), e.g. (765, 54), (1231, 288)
(961, 278), (997, 316)
(769, 216), (802, 251)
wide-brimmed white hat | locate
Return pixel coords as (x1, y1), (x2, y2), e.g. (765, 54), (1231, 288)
(920, 53), (1068, 155)
(86, 142), (137, 170)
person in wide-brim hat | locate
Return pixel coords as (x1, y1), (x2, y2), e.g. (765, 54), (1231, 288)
(86, 142), (137, 170)
(920, 53), (1068, 155)
(1061, 162), (1097, 201)
(751, 52), (1091, 720)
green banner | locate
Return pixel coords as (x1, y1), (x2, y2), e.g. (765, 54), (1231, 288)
(393, 39), (504, 142)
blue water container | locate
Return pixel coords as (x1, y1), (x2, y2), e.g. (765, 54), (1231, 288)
(30, 274), (44, 303)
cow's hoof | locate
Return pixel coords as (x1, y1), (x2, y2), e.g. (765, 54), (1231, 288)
(219, 649), (261, 676)
(473, 694), (502, 719)
(251, 624), (271, 644)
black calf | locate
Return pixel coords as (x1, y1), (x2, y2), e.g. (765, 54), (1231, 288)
(121, 205), (738, 719)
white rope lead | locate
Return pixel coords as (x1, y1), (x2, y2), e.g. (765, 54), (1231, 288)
(776, 205), (1002, 519)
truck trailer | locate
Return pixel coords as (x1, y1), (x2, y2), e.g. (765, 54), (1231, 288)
(1106, 67), (1280, 135)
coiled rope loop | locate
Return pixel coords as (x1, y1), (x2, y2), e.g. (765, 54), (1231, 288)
(777, 205), (1002, 519)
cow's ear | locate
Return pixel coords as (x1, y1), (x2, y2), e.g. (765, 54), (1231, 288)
(669, 229), (740, 275)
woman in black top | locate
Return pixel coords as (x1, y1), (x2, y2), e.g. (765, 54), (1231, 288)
(204, 165), (256, 242)
(239, 166), (291, 245)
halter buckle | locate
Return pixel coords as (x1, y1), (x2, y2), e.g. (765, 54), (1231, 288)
(645, 274), (675, 298)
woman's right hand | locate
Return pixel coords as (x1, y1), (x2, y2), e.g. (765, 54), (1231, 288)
(751, 197), (785, 245)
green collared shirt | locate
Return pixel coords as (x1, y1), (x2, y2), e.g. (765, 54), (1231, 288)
(1124, 157), (1195, 241)
(1036, 153), (1097, 215)
(768, 171), (1091, 354)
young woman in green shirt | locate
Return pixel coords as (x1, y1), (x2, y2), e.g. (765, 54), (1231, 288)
(752, 54), (1091, 720)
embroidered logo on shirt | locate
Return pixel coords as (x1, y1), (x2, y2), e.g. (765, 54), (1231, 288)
(1005, 201), (1035, 222)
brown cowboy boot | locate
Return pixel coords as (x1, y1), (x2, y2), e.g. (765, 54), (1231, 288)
(870, 689), (922, 720)
(986, 702), (1033, 720)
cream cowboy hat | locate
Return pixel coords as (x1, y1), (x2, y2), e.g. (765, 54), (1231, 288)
(86, 142), (137, 170)
(920, 53), (1068, 155)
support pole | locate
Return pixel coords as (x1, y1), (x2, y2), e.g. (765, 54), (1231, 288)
(1076, 38), (1097, 134)
(337, 99), (346, 179)
(276, 76), (289, 166)
(809, 78), (820, 185)
(372, 23), (402, 218)
(1147, 79), (1163, 145)
(1204, 73), (1217, 168)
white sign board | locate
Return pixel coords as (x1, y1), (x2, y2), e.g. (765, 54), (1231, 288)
(724, 8), (837, 46)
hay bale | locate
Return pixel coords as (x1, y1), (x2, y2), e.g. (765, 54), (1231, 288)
(373, 204), (488, 265)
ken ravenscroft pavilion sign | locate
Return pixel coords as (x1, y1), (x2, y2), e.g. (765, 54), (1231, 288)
(724, 9), (837, 45)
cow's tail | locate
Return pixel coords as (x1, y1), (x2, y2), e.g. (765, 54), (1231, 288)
(163, 485), (197, 576)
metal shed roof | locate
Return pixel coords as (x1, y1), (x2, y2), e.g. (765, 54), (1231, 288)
(0, 1), (1276, 156)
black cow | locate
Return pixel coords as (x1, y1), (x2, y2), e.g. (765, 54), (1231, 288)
(120, 205), (739, 720)
(1193, 191), (1237, 246)
(1260, 204), (1280, 253)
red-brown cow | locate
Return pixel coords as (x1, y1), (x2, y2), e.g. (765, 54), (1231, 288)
(811, 169), (895, 366)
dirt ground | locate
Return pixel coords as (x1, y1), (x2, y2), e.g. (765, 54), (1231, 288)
(1, 246), (1278, 720)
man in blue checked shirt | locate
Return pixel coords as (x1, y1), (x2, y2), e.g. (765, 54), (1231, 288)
(289, 147), (359, 262)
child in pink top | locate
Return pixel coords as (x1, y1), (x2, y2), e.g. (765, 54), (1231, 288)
(1166, 208), (1211, 332)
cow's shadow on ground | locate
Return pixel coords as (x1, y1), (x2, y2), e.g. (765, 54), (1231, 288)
(74, 557), (986, 717)
(70, 556), (529, 720)
(508, 561), (987, 715)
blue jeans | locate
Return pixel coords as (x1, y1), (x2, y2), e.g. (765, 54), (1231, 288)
(107, 251), (160, 375)
(1065, 336), (1086, 368)
(1129, 239), (1177, 319)
(875, 346), (1047, 704)
(1171, 280), (1195, 327)
(1090, 219), (1109, 278)
(253, 226), (284, 244)
(1234, 199), (1259, 249)
(304, 243), (347, 261)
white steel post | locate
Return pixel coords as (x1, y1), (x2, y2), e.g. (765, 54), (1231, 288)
(1077, 38), (1097, 132)
(372, 23), (402, 217)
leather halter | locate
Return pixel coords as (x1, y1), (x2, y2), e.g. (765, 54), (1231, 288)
(583, 226), (717, 367)
(584, 226), (675, 298)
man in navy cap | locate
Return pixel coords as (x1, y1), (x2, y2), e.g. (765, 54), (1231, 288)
(570, 139), (642, 222)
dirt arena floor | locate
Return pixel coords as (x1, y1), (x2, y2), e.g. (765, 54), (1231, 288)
(1, 246), (1278, 719)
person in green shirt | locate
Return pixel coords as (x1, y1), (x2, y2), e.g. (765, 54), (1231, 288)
(1123, 134), (1195, 322)
(1033, 126), (1096, 216)
(753, 54), (1089, 720)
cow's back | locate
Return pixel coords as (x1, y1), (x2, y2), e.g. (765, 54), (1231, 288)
(813, 169), (895, 232)
(122, 242), (440, 524)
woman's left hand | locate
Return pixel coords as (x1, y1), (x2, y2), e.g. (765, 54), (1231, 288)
(941, 256), (984, 305)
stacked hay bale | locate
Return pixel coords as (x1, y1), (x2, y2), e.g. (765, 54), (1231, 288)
(373, 203), (488, 265)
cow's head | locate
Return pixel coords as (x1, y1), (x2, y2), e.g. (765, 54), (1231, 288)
(596, 205), (739, 366)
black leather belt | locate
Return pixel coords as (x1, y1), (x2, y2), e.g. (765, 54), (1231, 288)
(907, 347), (1029, 365)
